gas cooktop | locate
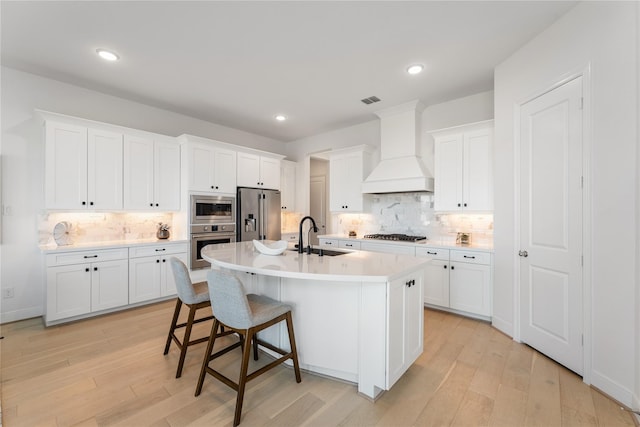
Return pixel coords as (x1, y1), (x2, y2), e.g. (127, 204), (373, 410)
(363, 233), (427, 242)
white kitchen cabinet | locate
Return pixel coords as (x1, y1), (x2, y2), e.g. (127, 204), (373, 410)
(432, 121), (493, 212)
(128, 243), (188, 304)
(329, 146), (372, 212)
(124, 135), (180, 211)
(45, 121), (123, 210)
(318, 238), (339, 248)
(387, 270), (423, 388)
(339, 240), (361, 250)
(45, 248), (129, 323)
(416, 246), (492, 318)
(280, 160), (297, 210)
(415, 247), (450, 307)
(237, 152), (281, 190)
(187, 142), (237, 194)
(360, 241), (416, 255)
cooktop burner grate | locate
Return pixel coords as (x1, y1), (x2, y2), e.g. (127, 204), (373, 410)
(363, 233), (427, 242)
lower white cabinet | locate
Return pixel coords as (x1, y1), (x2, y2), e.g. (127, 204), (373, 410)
(46, 248), (129, 323)
(416, 247), (492, 318)
(128, 243), (188, 304)
(360, 241), (416, 255)
(387, 270), (424, 388)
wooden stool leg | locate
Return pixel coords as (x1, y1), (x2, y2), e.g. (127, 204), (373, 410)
(285, 312), (302, 383)
(234, 328), (254, 427)
(164, 299), (182, 355)
(195, 319), (220, 396)
(253, 334), (259, 361)
(176, 303), (197, 378)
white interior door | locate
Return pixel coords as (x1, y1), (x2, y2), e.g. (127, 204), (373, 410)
(519, 76), (583, 375)
(310, 175), (326, 245)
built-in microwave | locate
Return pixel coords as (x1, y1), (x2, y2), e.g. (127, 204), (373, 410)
(190, 195), (235, 225)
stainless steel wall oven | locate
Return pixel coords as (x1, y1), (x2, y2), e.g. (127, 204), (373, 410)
(189, 195), (236, 269)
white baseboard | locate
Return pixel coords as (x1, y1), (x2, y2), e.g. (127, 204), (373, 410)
(591, 369), (635, 408)
(491, 315), (513, 338)
(1, 305), (43, 324)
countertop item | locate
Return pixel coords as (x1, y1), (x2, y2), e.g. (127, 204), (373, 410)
(252, 239), (288, 255)
(317, 234), (494, 252)
(201, 240), (430, 282)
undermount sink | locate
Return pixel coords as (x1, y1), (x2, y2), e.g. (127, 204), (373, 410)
(289, 248), (348, 257)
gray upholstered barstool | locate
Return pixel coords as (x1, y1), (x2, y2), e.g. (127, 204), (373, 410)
(163, 257), (215, 378)
(195, 269), (302, 427)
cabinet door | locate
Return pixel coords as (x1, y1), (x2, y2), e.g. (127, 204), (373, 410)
(188, 144), (216, 192)
(213, 148), (237, 193)
(434, 134), (463, 211)
(463, 129), (493, 211)
(46, 263), (92, 321)
(129, 257), (161, 303)
(260, 157), (281, 190)
(154, 140), (181, 210)
(386, 277), (405, 387)
(280, 161), (296, 210)
(161, 252), (187, 297)
(45, 121), (88, 209)
(123, 135), (155, 210)
(423, 259), (450, 307)
(449, 261), (491, 316)
(404, 273), (424, 366)
(237, 152), (261, 187)
(88, 128), (123, 210)
(329, 155), (349, 211)
(91, 259), (129, 311)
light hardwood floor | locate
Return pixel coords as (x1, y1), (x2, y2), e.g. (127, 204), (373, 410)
(1, 301), (637, 426)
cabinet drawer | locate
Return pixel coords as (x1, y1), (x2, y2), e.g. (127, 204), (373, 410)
(415, 247), (450, 261)
(129, 243), (188, 258)
(47, 248), (128, 267)
(339, 240), (361, 250)
(450, 250), (491, 265)
(319, 239), (339, 247)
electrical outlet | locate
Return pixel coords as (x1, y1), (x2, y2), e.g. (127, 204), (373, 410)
(2, 288), (15, 299)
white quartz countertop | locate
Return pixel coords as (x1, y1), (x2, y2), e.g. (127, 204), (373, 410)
(39, 238), (189, 253)
(317, 234), (494, 252)
(201, 241), (431, 282)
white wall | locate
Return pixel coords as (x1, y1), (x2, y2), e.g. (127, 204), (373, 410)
(494, 1), (638, 407)
(0, 67), (287, 323)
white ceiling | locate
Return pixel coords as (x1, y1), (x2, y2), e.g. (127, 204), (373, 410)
(1, 1), (577, 142)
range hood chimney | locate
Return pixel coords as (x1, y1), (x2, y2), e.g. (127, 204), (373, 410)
(362, 100), (434, 194)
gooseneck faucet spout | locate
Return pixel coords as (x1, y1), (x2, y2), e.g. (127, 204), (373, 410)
(298, 216), (319, 253)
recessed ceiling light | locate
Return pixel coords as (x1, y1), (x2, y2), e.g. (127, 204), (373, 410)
(274, 114), (287, 122)
(406, 64), (424, 75)
(96, 49), (119, 61)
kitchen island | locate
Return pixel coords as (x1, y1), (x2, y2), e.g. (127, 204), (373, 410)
(201, 241), (430, 399)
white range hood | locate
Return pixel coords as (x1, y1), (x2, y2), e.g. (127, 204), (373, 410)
(362, 100), (434, 194)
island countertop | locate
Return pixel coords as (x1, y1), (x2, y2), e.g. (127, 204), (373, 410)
(201, 240), (431, 282)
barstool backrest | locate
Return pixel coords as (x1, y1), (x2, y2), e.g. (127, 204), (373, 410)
(206, 269), (253, 329)
(169, 257), (201, 305)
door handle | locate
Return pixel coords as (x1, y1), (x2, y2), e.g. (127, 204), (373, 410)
(518, 250), (528, 257)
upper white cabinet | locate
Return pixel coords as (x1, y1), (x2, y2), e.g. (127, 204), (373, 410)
(124, 135), (180, 211)
(280, 160), (297, 210)
(45, 121), (123, 210)
(329, 145), (373, 212)
(237, 152), (281, 190)
(187, 142), (237, 194)
(432, 121), (493, 212)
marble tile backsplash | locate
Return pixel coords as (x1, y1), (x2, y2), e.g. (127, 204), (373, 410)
(39, 212), (174, 246)
(330, 192), (493, 243)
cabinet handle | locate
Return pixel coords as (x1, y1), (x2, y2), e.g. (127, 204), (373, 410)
(326, 242), (332, 245)
(427, 251), (437, 255)
(444, 265), (447, 269)
(85, 267), (90, 272)
(463, 203), (467, 207)
(82, 201), (86, 206)
(156, 259), (160, 263)
(93, 267), (98, 271)
(89, 201), (94, 206)
(451, 265), (455, 270)
(457, 203), (461, 207)
(162, 259), (166, 262)
(215, 186), (219, 189)
(463, 255), (476, 259)
(346, 244), (353, 247)
(83, 255), (98, 259)
(211, 185), (215, 189)
(149, 203), (153, 207)
(155, 248), (166, 252)
(155, 203), (159, 207)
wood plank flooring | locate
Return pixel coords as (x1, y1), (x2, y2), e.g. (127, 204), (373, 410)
(1, 301), (636, 426)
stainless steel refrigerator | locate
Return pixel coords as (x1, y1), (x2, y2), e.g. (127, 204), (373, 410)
(237, 187), (282, 241)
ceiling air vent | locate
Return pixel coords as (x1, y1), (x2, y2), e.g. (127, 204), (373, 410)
(360, 96), (381, 105)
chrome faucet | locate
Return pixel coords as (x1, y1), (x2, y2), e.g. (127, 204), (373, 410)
(298, 216), (319, 254)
